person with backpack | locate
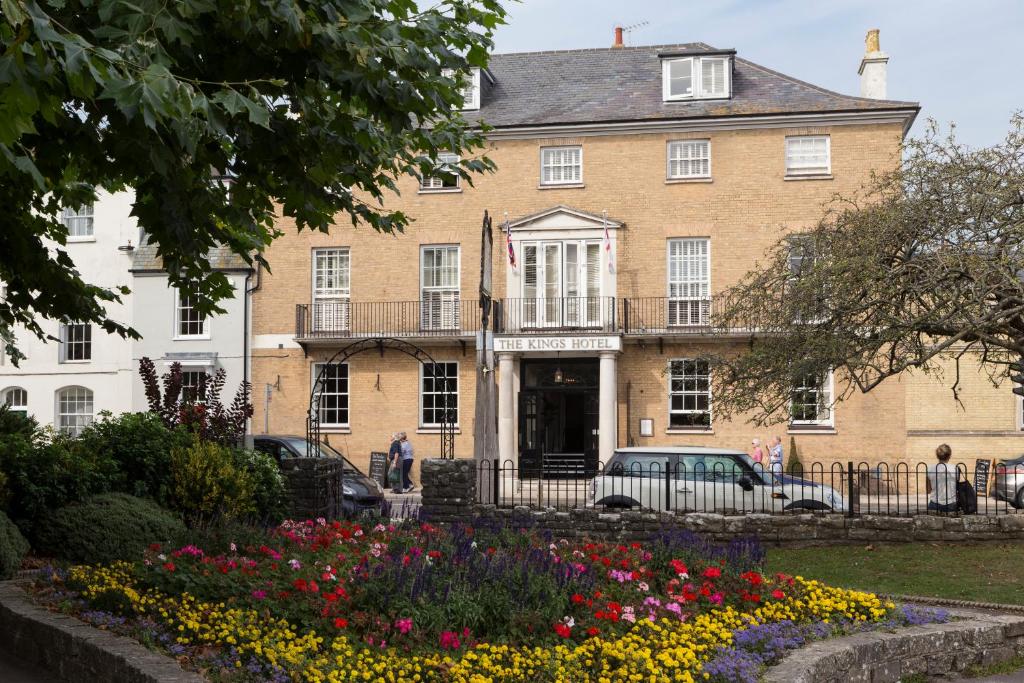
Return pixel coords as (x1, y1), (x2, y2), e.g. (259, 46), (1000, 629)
(925, 444), (958, 513)
(388, 432), (403, 493)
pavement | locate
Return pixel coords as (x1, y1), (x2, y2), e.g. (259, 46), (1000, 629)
(384, 488), (422, 518)
(0, 649), (58, 683)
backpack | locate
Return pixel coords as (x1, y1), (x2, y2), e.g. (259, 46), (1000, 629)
(956, 480), (977, 515)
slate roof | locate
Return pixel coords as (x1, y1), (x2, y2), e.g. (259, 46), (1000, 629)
(474, 43), (918, 128)
(130, 243), (251, 273)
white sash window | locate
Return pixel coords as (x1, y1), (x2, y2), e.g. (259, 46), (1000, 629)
(667, 238), (710, 326)
(421, 245), (460, 330)
(312, 248), (351, 333)
(521, 240), (601, 328)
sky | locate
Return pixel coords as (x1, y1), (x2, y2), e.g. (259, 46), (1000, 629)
(491, 0), (1024, 148)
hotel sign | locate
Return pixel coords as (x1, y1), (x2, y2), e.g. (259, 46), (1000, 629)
(494, 335), (621, 353)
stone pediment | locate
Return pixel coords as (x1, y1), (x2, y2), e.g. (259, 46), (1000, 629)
(506, 205), (623, 233)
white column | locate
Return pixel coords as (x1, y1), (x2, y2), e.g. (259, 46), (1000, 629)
(498, 353), (516, 465)
(599, 351), (617, 464)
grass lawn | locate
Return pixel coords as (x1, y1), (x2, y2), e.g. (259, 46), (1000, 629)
(766, 543), (1024, 605)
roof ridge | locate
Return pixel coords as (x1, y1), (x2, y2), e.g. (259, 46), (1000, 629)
(491, 41), (715, 58)
(735, 55), (918, 108)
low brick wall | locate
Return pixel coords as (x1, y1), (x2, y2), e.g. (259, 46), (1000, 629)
(421, 459), (1024, 544)
(279, 457), (344, 520)
(765, 608), (1024, 683)
(0, 582), (201, 682)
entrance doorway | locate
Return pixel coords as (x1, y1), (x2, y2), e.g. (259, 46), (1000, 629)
(519, 359), (599, 478)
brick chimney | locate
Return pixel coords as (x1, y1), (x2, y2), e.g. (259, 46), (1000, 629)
(858, 28), (889, 99)
(612, 26), (624, 48)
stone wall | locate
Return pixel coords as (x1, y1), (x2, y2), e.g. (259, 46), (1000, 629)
(279, 457), (344, 520)
(0, 582), (202, 682)
(765, 608), (1024, 683)
(421, 459), (1024, 544)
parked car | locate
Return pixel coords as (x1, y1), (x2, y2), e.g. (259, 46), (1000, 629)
(591, 447), (846, 513)
(995, 454), (1024, 509)
(253, 435), (385, 517)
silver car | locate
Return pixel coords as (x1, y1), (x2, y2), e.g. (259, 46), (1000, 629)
(995, 455), (1024, 509)
(591, 447), (846, 514)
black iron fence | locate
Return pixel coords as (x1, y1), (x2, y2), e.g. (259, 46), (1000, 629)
(296, 299), (480, 339)
(476, 459), (1019, 517)
(619, 297), (721, 334)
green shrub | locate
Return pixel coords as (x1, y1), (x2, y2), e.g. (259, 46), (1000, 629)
(232, 448), (286, 524)
(0, 427), (118, 539)
(169, 441), (255, 525)
(35, 493), (185, 564)
(0, 510), (29, 579)
(77, 411), (192, 504)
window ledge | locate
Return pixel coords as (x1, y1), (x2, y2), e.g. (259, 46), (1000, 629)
(66, 236), (96, 243)
(787, 426), (837, 435)
(320, 427), (352, 434)
(538, 183), (585, 190)
(173, 335), (212, 341)
(665, 177), (713, 184)
(59, 360), (92, 364)
(666, 428), (714, 435)
(417, 188), (463, 195)
(416, 427), (462, 435)
(784, 174), (833, 181)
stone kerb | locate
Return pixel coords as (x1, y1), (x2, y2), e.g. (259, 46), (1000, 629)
(0, 581), (203, 683)
(764, 608), (1024, 683)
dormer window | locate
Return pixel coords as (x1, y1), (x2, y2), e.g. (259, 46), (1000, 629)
(662, 56), (730, 101)
(445, 68), (481, 111)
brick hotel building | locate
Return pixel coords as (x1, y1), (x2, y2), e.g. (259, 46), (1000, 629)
(248, 32), (1024, 478)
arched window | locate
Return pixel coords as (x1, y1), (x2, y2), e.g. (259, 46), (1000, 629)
(2, 387), (27, 416)
(56, 386), (93, 436)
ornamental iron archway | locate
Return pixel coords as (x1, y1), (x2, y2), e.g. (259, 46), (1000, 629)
(307, 337), (456, 459)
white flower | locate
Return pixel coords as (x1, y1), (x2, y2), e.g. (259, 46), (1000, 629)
(229, 543), (237, 553)
(157, 554), (167, 561)
(289, 558), (302, 570)
(562, 616), (575, 628)
(470, 541), (478, 550)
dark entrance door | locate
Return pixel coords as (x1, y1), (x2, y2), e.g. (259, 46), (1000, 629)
(518, 359), (599, 479)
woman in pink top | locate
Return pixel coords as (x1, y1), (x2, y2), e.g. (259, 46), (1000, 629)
(750, 438), (765, 465)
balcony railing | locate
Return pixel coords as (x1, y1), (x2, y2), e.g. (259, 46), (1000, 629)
(295, 296), (743, 340)
(296, 299), (479, 339)
(500, 297), (616, 334)
(619, 297), (721, 335)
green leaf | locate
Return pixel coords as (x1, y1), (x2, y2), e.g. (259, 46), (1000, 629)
(1, 0), (27, 26)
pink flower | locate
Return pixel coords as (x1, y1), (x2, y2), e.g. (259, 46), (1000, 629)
(709, 593), (723, 605)
(439, 630), (462, 649)
(288, 558), (302, 570)
(395, 618), (413, 635)
(251, 590), (267, 600)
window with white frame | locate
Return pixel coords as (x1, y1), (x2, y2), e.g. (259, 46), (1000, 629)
(444, 68), (481, 110)
(56, 386), (93, 436)
(662, 56), (730, 101)
(540, 146), (582, 186)
(785, 136), (831, 176)
(421, 245), (460, 330)
(2, 387), (27, 417)
(420, 152), (461, 191)
(521, 240), (602, 328)
(667, 238), (710, 326)
(312, 363), (349, 427)
(180, 370), (207, 403)
(61, 204), (94, 238)
(59, 323), (92, 362)
(669, 359), (711, 428)
(787, 236), (828, 323)
(790, 371), (833, 426)
(175, 292), (207, 338)
(312, 248), (351, 333)
(667, 140), (711, 179)
(420, 362), (458, 427)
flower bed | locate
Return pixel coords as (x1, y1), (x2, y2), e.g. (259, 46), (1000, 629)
(29, 518), (947, 682)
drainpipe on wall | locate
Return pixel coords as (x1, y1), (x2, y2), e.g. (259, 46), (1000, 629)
(243, 263), (261, 441)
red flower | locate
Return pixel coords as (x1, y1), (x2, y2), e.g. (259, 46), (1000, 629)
(162, 561), (176, 572)
(428, 550), (442, 560)
(702, 567), (722, 579)
(334, 618), (348, 628)
(587, 627), (600, 637)
(741, 571), (764, 586)
(670, 559), (689, 575)
(772, 589), (786, 600)
(554, 623), (571, 638)
(571, 593), (585, 604)
(293, 579), (308, 591)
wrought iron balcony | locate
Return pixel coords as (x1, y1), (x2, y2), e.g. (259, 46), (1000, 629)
(619, 297), (722, 335)
(499, 297), (617, 334)
(296, 298), (479, 340)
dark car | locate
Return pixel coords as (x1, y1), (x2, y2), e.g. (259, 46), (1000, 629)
(995, 454), (1024, 509)
(253, 435), (385, 517)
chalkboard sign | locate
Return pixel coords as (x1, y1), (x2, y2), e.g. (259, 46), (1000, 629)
(368, 452), (388, 486)
(973, 459), (992, 495)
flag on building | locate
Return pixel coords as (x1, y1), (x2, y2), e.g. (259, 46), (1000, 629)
(603, 211), (614, 273)
(506, 217), (516, 268)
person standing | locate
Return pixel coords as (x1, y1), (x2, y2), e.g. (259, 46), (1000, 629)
(750, 438), (765, 466)
(399, 432), (415, 493)
(769, 436), (785, 479)
(926, 444), (958, 513)
(388, 432), (403, 493)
